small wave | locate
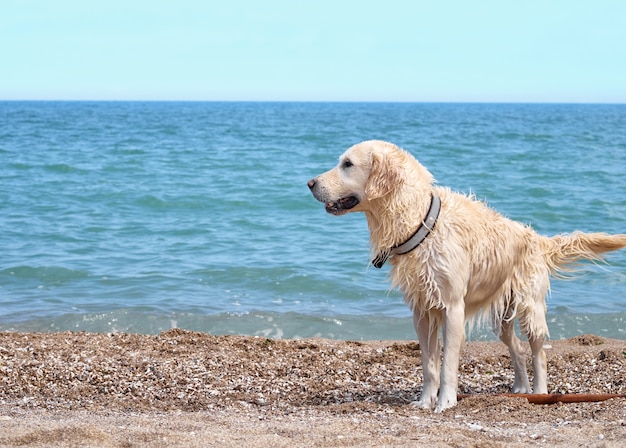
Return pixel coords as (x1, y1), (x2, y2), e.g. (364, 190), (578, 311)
(134, 194), (213, 210)
(1, 309), (623, 341)
(43, 163), (85, 174)
(136, 194), (168, 209)
(1, 265), (89, 284)
(9, 162), (34, 170)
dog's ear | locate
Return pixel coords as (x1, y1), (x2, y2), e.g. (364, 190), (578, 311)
(365, 151), (404, 199)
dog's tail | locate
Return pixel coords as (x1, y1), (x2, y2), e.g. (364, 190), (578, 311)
(542, 232), (626, 276)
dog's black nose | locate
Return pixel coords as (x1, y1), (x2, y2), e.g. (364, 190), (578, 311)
(307, 178), (317, 190)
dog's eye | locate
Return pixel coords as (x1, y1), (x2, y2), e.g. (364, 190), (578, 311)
(342, 159), (353, 169)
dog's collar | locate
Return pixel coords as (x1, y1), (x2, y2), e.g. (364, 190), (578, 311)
(372, 194), (441, 269)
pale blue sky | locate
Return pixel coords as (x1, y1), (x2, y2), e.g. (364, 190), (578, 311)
(2, 0), (625, 102)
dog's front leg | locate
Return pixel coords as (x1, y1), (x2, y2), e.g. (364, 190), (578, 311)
(413, 312), (441, 409)
(435, 304), (465, 413)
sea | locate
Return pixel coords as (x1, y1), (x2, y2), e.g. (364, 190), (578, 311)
(1, 101), (625, 341)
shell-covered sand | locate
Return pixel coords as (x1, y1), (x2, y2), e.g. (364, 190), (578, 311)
(0, 330), (624, 447)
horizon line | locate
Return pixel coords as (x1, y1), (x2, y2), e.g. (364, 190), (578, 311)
(1, 99), (625, 105)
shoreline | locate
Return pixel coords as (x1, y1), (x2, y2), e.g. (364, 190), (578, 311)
(1, 330), (625, 447)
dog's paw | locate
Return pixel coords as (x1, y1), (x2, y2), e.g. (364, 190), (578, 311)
(434, 395), (457, 413)
(410, 400), (433, 410)
(511, 384), (532, 394)
(410, 396), (436, 410)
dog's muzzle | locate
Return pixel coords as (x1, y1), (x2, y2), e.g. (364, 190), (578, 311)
(307, 177), (360, 215)
(324, 196), (359, 215)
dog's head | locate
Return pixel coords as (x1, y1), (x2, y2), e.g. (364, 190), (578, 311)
(307, 140), (431, 215)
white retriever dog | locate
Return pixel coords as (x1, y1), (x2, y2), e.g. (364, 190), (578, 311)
(308, 140), (626, 412)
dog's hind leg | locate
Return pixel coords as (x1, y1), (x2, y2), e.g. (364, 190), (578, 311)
(499, 319), (531, 393)
(529, 333), (548, 394)
(524, 274), (550, 394)
(413, 311), (441, 410)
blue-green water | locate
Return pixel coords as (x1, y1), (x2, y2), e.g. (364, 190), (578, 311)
(1, 102), (625, 340)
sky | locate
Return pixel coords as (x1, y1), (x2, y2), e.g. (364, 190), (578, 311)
(1, 0), (625, 102)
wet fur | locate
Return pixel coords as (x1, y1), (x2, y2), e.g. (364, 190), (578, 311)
(308, 140), (626, 412)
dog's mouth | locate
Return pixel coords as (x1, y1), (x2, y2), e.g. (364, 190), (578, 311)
(325, 196), (360, 215)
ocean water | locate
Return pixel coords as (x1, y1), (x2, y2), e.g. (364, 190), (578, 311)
(1, 101), (625, 340)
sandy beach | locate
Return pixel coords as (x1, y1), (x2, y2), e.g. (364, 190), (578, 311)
(0, 329), (624, 447)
